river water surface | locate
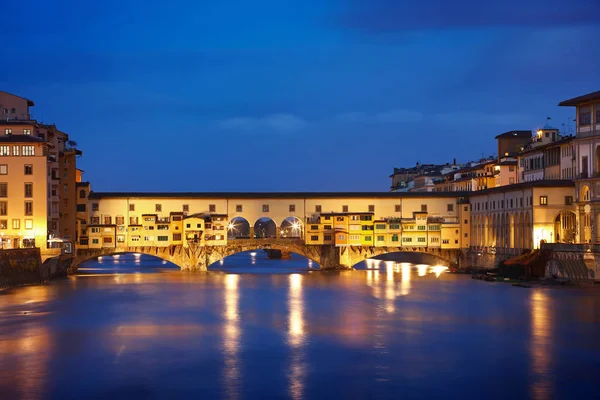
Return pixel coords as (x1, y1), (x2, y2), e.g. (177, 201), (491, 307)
(1, 252), (600, 399)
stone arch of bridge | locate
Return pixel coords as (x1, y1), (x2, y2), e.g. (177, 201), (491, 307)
(203, 241), (323, 269)
(341, 246), (459, 269)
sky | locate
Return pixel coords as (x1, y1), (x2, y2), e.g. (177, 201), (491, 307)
(1, 0), (599, 192)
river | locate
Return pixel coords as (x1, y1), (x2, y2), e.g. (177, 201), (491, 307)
(1, 251), (600, 399)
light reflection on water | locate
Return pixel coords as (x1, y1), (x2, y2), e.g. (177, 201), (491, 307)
(1, 253), (600, 399)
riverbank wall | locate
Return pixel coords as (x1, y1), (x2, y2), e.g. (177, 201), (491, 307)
(0, 248), (72, 290)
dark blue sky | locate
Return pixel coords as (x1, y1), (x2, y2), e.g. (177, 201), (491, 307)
(1, 0), (598, 191)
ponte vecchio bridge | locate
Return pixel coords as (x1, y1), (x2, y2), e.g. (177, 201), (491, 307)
(74, 191), (471, 270)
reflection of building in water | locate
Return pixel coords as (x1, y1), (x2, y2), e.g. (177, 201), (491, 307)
(288, 274), (306, 400)
(530, 289), (553, 400)
(223, 274), (240, 399)
(0, 323), (50, 399)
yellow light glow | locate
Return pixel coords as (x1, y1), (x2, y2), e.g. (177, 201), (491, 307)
(431, 265), (448, 278)
(417, 264), (427, 276)
(288, 274), (305, 347)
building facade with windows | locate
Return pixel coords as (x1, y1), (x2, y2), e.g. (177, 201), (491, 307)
(559, 90), (600, 243)
(0, 90), (82, 249)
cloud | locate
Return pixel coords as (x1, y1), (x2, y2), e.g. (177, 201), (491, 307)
(333, 109), (423, 124)
(430, 111), (536, 126)
(217, 113), (307, 133)
(339, 0), (600, 33)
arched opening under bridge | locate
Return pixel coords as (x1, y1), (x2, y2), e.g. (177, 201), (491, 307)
(207, 250), (319, 273)
(351, 251), (452, 270)
(77, 252), (180, 274)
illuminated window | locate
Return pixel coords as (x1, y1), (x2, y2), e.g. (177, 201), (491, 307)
(4, 129), (11, 135)
(25, 219), (33, 229)
(0, 219), (6, 229)
(0, 146), (10, 156)
(23, 129), (31, 135)
(12, 146), (19, 156)
(418, 237), (426, 243)
(0, 165), (6, 175)
(12, 219), (19, 229)
(540, 196), (548, 205)
(22, 146), (35, 156)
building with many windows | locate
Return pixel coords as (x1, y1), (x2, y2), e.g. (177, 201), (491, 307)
(0, 90), (82, 249)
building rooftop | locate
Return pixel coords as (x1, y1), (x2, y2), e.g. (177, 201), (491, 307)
(88, 191), (471, 200)
(494, 130), (532, 139)
(0, 120), (37, 126)
(558, 90), (600, 107)
(471, 179), (574, 196)
(0, 90), (35, 106)
(519, 136), (573, 155)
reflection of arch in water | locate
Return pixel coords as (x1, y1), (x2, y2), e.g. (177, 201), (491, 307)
(554, 210), (576, 243)
(254, 217), (277, 238)
(280, 217), (303, 238)
(228, 217), (250, 239)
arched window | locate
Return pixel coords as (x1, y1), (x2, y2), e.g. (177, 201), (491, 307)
(79, 189), (86, 199)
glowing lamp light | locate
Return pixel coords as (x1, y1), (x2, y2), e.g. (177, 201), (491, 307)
(292, 222), (299, 230)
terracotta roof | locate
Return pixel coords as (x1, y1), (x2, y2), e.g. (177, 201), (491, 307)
(558, 90), (600, 107)
(495, 130), (532, 139)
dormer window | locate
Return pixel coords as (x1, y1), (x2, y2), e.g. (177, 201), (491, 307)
(23, 129), (31, 135)
(579, 105), (592, 126)
(4, 129), (11, 135)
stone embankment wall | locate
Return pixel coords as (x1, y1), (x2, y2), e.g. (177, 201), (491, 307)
(0, 249), (72, 290)
(0, 248), (45, 290)
(464, 249), (516, 270)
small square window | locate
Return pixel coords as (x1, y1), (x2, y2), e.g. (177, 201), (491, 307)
(368, 205), (375, 212)
(263, 205), (269, 213)
(463, 206), (468, 212)
(447, 204), (454, 212)
(155, 204), (162, 212)
(315, 205), (322, 213)
(421, 204), (428, 212)
(395, 205), (401, 212)
(25, 219), (33, 229)
(24, 165), (32, 175)
(209, 204), (216, 212)
(92, 203), (99, 212)
(129, 204), (135, 211)
(289, 204), (295, 212)
(0, 165), (6, 175)
(540, 196), (548, 206)
(183, 204), (189, 212)
(236, 204), (243, 212)
(565, 196), (573, 205)
(343, 205), (349, 212)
